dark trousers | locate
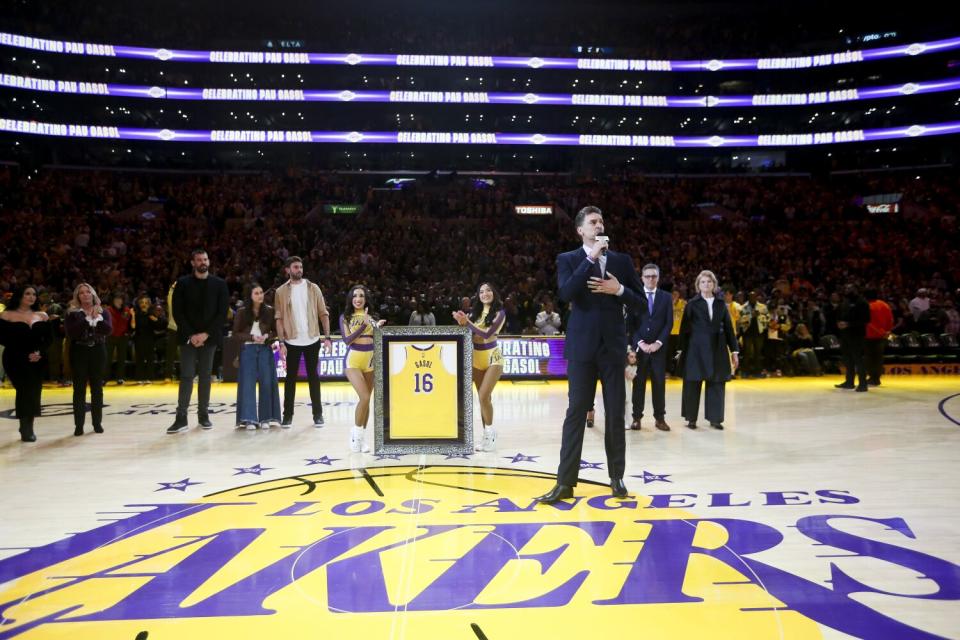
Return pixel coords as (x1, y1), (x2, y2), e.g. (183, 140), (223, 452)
(154, 337), (166, 375)
(47, 336), (64, 381)
(557, 356), (626, 486)
(283, 341), (323, 421)
(864, 339), (886, 384)
(667, 334), (682, 375)
(70, 343), (106, 429)
(840, 335), (867, 388)
(106, 336), (129, 381)
(765, 338), (788, 372)
(212, 343), (223, 380)
(165, 329), (179, 379)
(3, 351), (43, 436)
(61, 338), (72, 379)
(176, 342), (217, 419)
(742, 333), (765, 376)
(632, 348), (667, 419)
(791, 348), (822, 376)
(681, 378), (727, 424)
(134, 337), (156, 381)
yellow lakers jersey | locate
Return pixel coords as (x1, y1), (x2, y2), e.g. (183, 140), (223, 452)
(344, 313), (374, 340)
(388, 343), (458, 439)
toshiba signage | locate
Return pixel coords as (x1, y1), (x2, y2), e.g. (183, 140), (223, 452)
(515, 204), (553, 215)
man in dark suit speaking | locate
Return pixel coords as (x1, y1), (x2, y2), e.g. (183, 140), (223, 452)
(536, 206), (644, 504)
(629, 263), (674, 431)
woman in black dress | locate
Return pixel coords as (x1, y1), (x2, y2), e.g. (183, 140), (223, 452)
(679, 270), (739, 430)
(0, 285), (51, 442)
(65, 283), (113, 436)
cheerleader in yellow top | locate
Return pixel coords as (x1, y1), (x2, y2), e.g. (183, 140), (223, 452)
(340, 284), (386, 453)
(453, 282), (506, 452)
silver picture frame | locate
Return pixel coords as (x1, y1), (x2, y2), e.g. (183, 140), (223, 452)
(373, 325), (474, 455)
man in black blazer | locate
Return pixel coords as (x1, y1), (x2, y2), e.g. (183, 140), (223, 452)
(834, 283), (870, 392)
(536, 206), (644, 504)
(629, 264), (673, 431)
(168, 248), (229, 434)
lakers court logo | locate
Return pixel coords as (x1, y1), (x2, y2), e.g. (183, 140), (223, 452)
(1, 466), (957, 638)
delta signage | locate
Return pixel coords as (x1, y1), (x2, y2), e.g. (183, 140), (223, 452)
(323, 204), (363, 215)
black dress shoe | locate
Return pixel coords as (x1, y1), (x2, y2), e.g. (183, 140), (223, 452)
(74, 426), (84, 436)
(20, 432), (37, 442)
(835, 382), (855, 389)
(198, 416), (213, 429)
(611, 478), (628, 498)
(535, 484), (574, 504)
(166, 417), (189, 434)
(710, 422), (724, 430)
(93, 424), (104, 434)
(686, 421), (698, 429)
(855, 385), (868, 392)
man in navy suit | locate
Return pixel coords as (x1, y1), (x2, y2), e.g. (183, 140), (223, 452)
(536, 206), (644, 504)
(629, 264), (673, 431)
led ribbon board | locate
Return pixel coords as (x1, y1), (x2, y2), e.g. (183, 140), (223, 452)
(2, 119), (959, 146)
(3, 31), (959, 71)
(4, 74), (958, 107)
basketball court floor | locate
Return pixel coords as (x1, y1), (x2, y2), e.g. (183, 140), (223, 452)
(2, 377), (958, 639)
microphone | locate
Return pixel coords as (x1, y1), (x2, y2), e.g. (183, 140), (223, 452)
(596, 235), (609, 255)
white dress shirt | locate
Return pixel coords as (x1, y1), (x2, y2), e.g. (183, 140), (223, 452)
(643, 288), (663, 346)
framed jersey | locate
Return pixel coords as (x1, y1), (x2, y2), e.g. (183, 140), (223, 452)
(374, 326), (474, 455)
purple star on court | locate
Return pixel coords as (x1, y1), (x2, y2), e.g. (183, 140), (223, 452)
(233, 464), (274, 476)
(305, 456), (341, 466)
(580, 459), (605, 470)
(155, 478), (203, 492)
(631, 470), (672, 484)
(444, 453), (473, 460)
(374, 453), (404, 461)
(504, 453), (540, 464)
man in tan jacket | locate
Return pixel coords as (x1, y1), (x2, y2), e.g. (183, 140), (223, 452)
(274, 256), (333, 427)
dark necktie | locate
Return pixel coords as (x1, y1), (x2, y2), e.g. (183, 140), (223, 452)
(589, 259), (602, 280)
(647, 291), (655, 315)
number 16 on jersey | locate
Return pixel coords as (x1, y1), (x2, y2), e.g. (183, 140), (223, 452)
(413, 373), (433, 393)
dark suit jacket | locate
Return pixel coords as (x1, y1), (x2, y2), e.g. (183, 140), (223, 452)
(173, 274), (230, 346)
(629, 288), (673, 350)
(679, 295), (739, 381)
(557, 248), (643, 362)
(838, 296), (870, 341)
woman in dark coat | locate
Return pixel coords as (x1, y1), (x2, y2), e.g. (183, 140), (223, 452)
(0, 285), (51, 442)
(679, 270), (739, 430)
(65, 283), (113, 435)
